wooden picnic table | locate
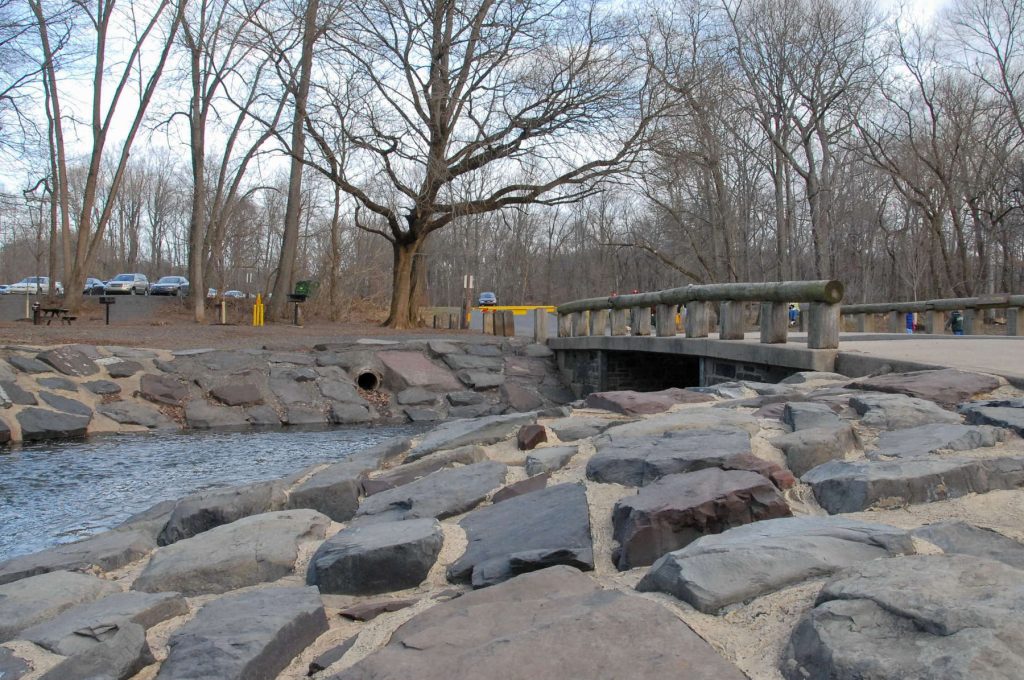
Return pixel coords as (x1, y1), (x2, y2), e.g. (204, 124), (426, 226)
(39, 307), (74, 325)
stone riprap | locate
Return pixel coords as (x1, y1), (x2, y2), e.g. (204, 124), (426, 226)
(583, 387), (714, 415)
(960, 398), (1024, 436)
(0, 338), (568, 444)
(848, 368), (1002, 408)
(1, 354), (1020, 679)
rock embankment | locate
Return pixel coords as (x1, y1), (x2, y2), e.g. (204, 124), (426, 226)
(0, 367), (1023, 679)
(0, 338), (570, 444)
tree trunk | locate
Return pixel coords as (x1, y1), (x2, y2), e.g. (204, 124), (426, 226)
(386, 237), (426, 328)
(269, 0), (319, 319)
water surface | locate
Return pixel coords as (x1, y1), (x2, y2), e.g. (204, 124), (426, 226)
(0, 425), (420, 561)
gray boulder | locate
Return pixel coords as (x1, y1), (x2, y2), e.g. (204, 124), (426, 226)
(780, 371), (849, 385)
(612, 468), (791, 570)
(0, 529), (154, 585)
(782, 555), (1024, 680)
(355, 461), (507, 524)
(209, 383), (263, 406)
(286, 460), (366, 521)
(7, 355), (51, 374)
(546, 416), (618, 441)
(183, 400), (249, 429)
(0, 647), (29, 679)
(871, 423), (1003, 459)
(447, 403), (493, 418)
(320, 378), (364, 405)
(443, 353), (503, 371)
(601, 408), (760, 438)
(283, 405), (327, 426)
(782, 402), (842, 431)
(362, 445), (486, 495)
(448, 483), (593, 587)
(157, 480), (287, 545)
(849, 368), (1002, 407)
(403, 406), (443, 422)
(0, 570), (121, 642)
(850, 392), (961, 429)
(0, 380), (37, 405)
(307, 519), (443, 595)
(911, 521), (1024, 569)
(98, 402), (171, 429)
(960, 399), (1024, 436)
(38, 376), (78, 392)
(377, 351), (462, 391)
(106, 360), (143, 379)
(36, 347), (99, 377)
(39, 391), (92, 416)
(268, 372), (318, 405)
(522, 343), (553, 357)
(329, 402), (373, 424)
(500, 383), (543, 412)
(396, 386), (437, 405)
(16, 407), (90, 441)
(135, 509), (330, 596)
(525, 445), (578, 476)
(20, 590), (187, 656)
(138, 374), (189, 405)
(772, 423), (860, 476)
(245, 404), (282, 426)
(802, 455), (1024, 514)
(83, 379), (121, 395)
(637, 516), (915, 614)
(458, 369), (505, 389)
(584, 388), (714, 415)
(407, 412), (536, 461)
(156, 586), (328, 680)
(446, 390), (484, 406)
(37, 621), (153, 680)
(330, 566), (746, 680)
(586, 428), (783, 487)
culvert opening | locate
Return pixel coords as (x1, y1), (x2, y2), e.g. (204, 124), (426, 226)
(356, 370), (382, 391)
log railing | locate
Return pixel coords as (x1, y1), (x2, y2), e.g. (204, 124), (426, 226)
(555, 280), (845, 349)
(840, 294), (1024, 336)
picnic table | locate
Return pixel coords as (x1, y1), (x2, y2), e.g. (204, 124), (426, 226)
(39, 307), (75, 325)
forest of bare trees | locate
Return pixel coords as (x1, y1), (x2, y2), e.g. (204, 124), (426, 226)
(0, 0), (1022, 327)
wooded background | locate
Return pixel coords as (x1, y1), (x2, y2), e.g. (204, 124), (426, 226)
(0, 0), (1021, 326)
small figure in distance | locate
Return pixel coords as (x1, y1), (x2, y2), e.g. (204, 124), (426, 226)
(945, 310), (965, 335)
(905, 311), (915, 334)
(788, 303), (798, 327)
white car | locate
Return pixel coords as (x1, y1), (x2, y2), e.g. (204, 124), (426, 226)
(9, 276), (63, 295)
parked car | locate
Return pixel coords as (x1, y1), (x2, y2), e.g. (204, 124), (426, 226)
(104, 273), (149, 295)
(84, 277), (106, 295)
(9, 276), (63, 295)
(478, 291), (497, 306)
(0, 285), (9, 295)
(222, 290), (245, 299)
(149, 276), (190, 296)
(206, 288), (218, 298)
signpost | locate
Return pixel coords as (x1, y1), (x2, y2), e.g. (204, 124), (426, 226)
(461, 274), (474, 330)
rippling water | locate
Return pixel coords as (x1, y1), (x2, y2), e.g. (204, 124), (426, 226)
(0, 424), (421, 561)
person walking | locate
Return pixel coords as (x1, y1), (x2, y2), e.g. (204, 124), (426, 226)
(945, 310), (965, 335)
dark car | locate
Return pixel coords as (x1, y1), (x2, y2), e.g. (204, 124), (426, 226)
(150, 276), (190, 296)
(84, 277), (105, 295)
(105, 273), (149, 295)
(478, 291), (497, 306)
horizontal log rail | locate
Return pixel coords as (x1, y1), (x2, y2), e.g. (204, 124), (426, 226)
(556, 280), (844, 349)
(841, 294), (1024, 336)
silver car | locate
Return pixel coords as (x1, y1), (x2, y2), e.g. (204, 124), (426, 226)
(104, 273), (149, 295)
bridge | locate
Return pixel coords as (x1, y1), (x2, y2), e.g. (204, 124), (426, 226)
(548, 281), (1024, 395)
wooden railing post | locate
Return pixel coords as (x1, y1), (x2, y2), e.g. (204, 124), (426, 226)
(571, 311), (589, 337)
(720, 301), (745, 340)
(1008, 307), (1020, 336)
(483, 311), (495, 335)
(655, 304), (676, 337)
(534, 309), (549, 343)
(630, 307), (651, 336)
(684, 301), (709, 338)
(808, 302), (840, 349)
(590, 309), (608, 336)
(855, 313), (866, 332)
(963, 308), (976, 335)
(610, 308), (629, 336)
(888, 310), (901, 334)
(557, 313), (571, 338)
(759, 302), (788, 344)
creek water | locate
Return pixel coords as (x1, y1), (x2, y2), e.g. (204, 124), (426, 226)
(0, 424), (421, 562)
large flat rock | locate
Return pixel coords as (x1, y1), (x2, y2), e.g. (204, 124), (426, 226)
(134, 509), (329, 596)
(911, 521), (1024, 569)
(612, 468), (791, 570)
(586, 429), (782, 487)
(802, 455), (1024, 513)
(20, 590), (187, 656)
(546, 416), (620, 441)
(377, 351), (462, 392)
(307, 519), (443, 596)
(849, 368), (1001, 407)
(960, 398), (1024, 436)
(525, 445), (578, 476)
(16, 407), (90, 441)
(156, 586), (328, 680)
(38, 391), (92, 416)
(782, 402), (842, 431)
(0, 570), (122, 642)
(871, 423), (1003, 459)
(184, 400), (250, 429)
(286, 460), (366, 522)
(354, 461), (507, 524)
(637, 516), (915, 614)
(772, 423), (860, 476)
(139, 374), (190, 406)
(583, 388), (714, 415)
(850, 392), (961, 429)
(448, 483), (593, 588)
(98, 401), (171, 429)
(362, 445), (487, 495)
(329, 566), (746, 680)
(157, 480), (287, 545)
(782, 555), (1024, 680)
(0, 528), (155, 585)
(600, 408), (759, 439)
(407, 412), (536, 461)
(37, 621), (152, 680)
(36, 347), (99, 377)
